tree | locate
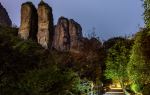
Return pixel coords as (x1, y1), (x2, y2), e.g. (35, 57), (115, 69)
(19, 65), (85, 95)
(127, 29), (150, 94)
(103, 37), (126, 52)
(144, 0), (150, 28)
(105, 39), (132, 91)
(0, 25), (96, 95)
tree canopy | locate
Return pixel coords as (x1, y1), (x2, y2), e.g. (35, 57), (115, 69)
(127, 29), (150, 94)
(144, 0), (150, 28)
(105, 38), (132, 89)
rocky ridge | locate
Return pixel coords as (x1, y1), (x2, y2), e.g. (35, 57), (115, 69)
(0, 3), (12, 26)
(19, 1), (101, 52)
(53, 17), (83, 52)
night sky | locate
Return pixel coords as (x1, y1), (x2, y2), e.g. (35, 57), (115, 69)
(1, 0), (144, 40)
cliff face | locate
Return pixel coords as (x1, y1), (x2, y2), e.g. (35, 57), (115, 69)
(37, 1), (54, 49)
(18, 2), (38, 40)
(69, 19), (83, 52)
(0, 3), (12, 26)
(53, 17), (70, 51)
(53, 17), (83, 52)
(18, 1), (101, 53)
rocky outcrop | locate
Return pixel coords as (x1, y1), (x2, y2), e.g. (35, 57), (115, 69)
(18, 1), (102, 53)
(0, 3), (12, 26)
(18, 1), (84, 52)
(18, 2), (38, 40)
(69, 19), (83, 52)
(53, 17), (83, 52)
(53, 17), (70, 51)
(37, 1), (54, 49)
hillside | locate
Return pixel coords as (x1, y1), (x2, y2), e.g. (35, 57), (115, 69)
(0, 25), (104, 95)
(2, 0), (150, 95)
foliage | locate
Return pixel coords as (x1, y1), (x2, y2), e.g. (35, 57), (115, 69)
(127, 29), (150, 94)
(0, 26), (92, 95)
(19, 66), (84, 95)
(131, 83), (142, 94)
(78, 79), (94, 95)
(103, 37), (127, 52)
(125, 0), (150, 94)
(105, 38), (132, 89)
(144, 0), (150, 28)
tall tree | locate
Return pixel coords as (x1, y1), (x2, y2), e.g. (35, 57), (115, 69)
(144, 0), (150, 28)
(105, 39), (132, 91)
(127, 29), (150, 94)
(127, 0), (150, 94)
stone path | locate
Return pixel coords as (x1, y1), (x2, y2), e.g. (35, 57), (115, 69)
(103, 88), (124, 95)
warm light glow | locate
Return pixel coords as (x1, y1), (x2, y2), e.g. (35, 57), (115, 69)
(109, 82), (122, 89)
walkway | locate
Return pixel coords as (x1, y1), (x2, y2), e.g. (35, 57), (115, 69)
(103, 88), (124, 95)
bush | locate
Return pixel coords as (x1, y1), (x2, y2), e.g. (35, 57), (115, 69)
(0, 26), (93, 95)
(131, 83), (142, 94)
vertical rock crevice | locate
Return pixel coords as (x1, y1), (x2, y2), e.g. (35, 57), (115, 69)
(19, 2), (38, 40)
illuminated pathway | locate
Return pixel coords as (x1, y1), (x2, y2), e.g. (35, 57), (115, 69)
(103, 87), (124, 95)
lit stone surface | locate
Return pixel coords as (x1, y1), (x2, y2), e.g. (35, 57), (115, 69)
(37, 1), (54, 49)
(19, 2), (38, 40)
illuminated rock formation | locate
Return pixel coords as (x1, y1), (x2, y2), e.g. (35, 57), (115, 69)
(37, 1), (54, 49)
(19, 2), (38, 40)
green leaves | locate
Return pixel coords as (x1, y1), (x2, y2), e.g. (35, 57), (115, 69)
(144, 0), (150, 28)
(128, 29), (150, 88)
(0, 26), (93, 95)
(19, 65), (82, 95)
(105, 38), (132, 88)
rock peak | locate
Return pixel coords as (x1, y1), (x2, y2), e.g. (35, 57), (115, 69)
(22, 1), (33, 6)
(53, 16), (70, 51)
(37, 1), (54, 49)
(19, 2), (38, 40)
(18, 2), (88, 52)
(38, 1), (52, 9)
(53, 16), (83, 52)
(0, 2), (12, 26)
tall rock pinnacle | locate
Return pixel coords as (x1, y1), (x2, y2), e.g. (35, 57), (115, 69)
(53, 17), (70, 51)
(53, 17), (83, 52)
(69, 19), (83, 52)
(19, 2), (38, 40)
(0, 3), (12, 26)
(37, 1), (54, 49)
(18, 1), (84, 52)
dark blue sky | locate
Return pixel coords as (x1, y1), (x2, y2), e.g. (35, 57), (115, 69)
(1, 0), (144, 40)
